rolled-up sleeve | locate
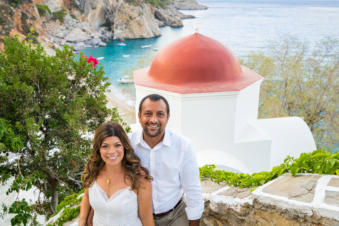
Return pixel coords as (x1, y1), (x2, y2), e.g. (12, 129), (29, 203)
(180, 141), (204, 220)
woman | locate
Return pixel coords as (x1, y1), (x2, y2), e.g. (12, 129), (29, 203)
(79, 121), (154, 226)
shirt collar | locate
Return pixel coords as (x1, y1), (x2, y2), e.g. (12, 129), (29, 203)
(136, 127), (171, 148)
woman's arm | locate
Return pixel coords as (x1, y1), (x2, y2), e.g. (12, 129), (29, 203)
(79, 188), (91, 226)
(137, 178), (154, 226)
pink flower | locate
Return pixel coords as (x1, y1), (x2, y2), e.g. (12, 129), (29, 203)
(82, 55), (98, 68)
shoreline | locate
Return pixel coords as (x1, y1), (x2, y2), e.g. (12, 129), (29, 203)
(105, 85), (136, 125)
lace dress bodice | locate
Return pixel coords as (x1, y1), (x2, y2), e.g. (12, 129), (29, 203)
(89, 181), (142, 226)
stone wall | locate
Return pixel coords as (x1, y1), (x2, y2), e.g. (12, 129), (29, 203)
(46, 174), (339, 225)
(201, 174), (339, 226)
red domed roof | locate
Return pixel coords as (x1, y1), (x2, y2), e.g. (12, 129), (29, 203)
(134, 33), (262, 94)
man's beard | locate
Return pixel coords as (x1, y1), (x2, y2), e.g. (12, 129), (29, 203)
(144, 123), (162, 138)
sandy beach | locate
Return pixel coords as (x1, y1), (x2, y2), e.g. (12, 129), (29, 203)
(105, 85), (136, 124)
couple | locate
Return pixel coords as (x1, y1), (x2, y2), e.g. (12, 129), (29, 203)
(79, 94), (204, 226)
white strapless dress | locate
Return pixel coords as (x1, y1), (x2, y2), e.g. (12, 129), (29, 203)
(89, 181), (142, 226)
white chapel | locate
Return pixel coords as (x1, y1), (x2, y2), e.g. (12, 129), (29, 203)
(133, 33), (316, 173)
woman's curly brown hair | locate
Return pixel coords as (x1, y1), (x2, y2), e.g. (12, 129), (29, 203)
(82, 121), (152, 190)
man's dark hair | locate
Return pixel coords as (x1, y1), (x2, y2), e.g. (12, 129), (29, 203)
(138, 94), (170, 115)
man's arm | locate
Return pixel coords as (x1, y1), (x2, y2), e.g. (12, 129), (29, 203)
(180, 140), (204, 223)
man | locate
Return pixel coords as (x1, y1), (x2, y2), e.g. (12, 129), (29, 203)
(129, 93), (204, 226)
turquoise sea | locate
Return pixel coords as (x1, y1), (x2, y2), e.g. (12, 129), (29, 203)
(81, 0), (339, 95)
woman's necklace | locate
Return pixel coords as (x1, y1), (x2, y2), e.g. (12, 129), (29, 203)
(104, 168), (124, 186)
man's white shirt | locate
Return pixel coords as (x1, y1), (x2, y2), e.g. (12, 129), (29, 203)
(129, 128), (204, 220)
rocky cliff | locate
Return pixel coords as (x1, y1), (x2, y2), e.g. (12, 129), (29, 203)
(0, 0), (207, 52)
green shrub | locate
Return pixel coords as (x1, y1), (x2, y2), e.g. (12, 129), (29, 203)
(200, 149), (339, 188)
(52, 9), (67, 23)
(70, 13), (77, 20)
(48, 190), (84, 225)
(54, 189), (83, 215)
(36, 4), (51, 17)
(145, 0), (170, 8)
(53, 206), (80, 226)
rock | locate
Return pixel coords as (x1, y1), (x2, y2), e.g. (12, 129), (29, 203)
(172, 0), (208, 10)
(0, 3), (14, 36)
(324, 191), (339, 207)
(90, 37), (102, 46)
(112, 2), (161, 40)
(154, 6), (183, 28)
(219, 187), (252, 199)
(180, 14), (195, 19)
(72, 42), (86, 51)
(154, 9), (167, 23)
(65, 27), (90, 43)
(262, 174), (319, 203)
(155, 19), (165, 28)
(328, 178), (339, 187)
(1, 0), (205, 51)
(201, 179), (227, 194)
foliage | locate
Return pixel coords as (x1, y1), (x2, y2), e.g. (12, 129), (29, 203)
(242, 37), (339, 152)
(144, 0), (170, 8)
(53, 206), (80, 226)
(199, 149), (339, 188)
(112, 107), (131, 133)
(36, 4), (51, 17)
(7, 200), (31, 226)
(0, 36), (128, 224)
(47, 189), (84, 226)
(5, 0), (24, 7)
(70, 13), (77, 20)
(52, 9), (67, 23)
(0, 118), (23, 154)
(53, 189), (83, 216)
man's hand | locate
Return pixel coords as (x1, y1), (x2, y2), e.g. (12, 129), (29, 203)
(189, 219), (200, 226)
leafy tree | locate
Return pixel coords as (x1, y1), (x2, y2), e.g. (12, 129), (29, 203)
(242, 37), (339, 152)
(0, 36), (127, 222)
